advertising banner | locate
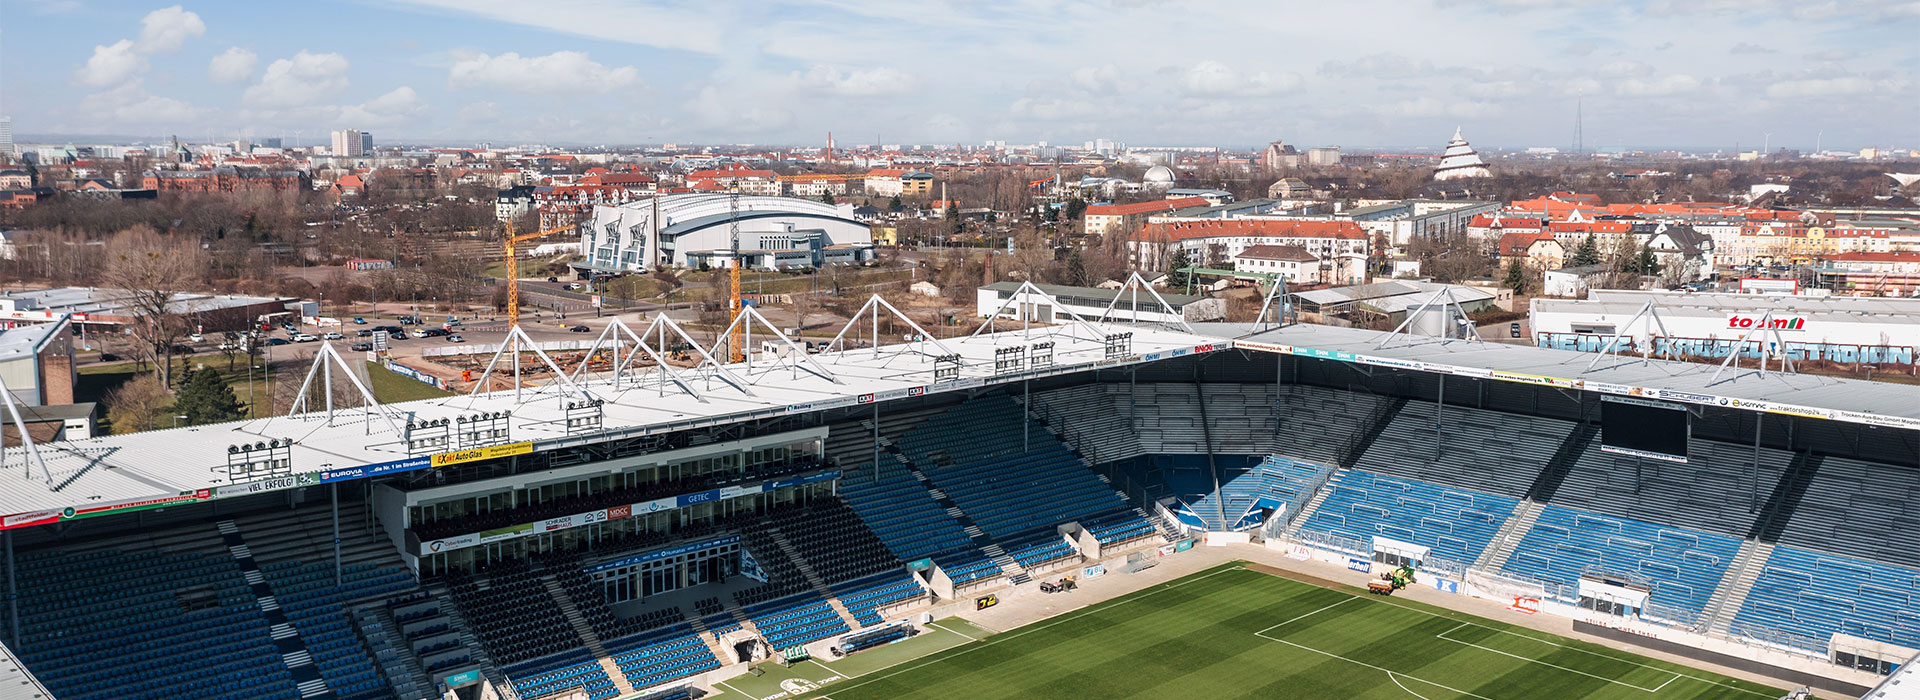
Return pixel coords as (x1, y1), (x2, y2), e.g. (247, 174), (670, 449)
(1083, 564), (1107, 578)
(1433, 578), (1461, 594)
(975, 594), (998, 611)
(587, 535), (743, 573)
(1347, 558), (1373, 573)
(431, 441), (533, 468)
(1509, 597), (1540, 614)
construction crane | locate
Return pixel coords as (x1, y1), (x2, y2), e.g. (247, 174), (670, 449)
(502, 219), (578, 328)
(727, 190), (744, 362)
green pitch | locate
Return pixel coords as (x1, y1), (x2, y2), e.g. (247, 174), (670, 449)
(758, 563), (1792, 700)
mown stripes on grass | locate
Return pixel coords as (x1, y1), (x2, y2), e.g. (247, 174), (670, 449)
(800, 564), (1791, 700)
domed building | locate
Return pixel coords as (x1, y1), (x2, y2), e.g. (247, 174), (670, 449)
(1433, 127), (1492, 181)
(1143, 165), (1177, 189)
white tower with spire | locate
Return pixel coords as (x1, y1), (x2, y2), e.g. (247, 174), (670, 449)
(1433, 127), (1492, 181)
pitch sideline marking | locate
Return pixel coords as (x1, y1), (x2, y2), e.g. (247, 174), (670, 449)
(1432, 621), (1679, 693)
(1253, 596), (1358, 637)
(716, 678), (760, 700)
(786, 564), (1253, 697)
(1388, 671), (1442, 700)
(928, 620), (983, 642)
(1254, 630), (1497, 700)
(1247, 579), (1779, 699)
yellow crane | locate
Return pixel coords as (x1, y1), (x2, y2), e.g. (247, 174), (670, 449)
(728, 191), (744, 362)
(503, 220), (578, 328)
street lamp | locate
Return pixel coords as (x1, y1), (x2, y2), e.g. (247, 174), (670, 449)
(173, 414), (187, 428)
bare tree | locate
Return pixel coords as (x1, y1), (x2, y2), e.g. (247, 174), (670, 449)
(105, 374), (170, 434)
(102, 227), (208, 387)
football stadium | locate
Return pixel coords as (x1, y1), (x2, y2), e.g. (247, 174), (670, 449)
(1, 287), (1916, 700)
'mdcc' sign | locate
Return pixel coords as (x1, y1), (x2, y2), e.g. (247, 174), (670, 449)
(1726, 314), (1806, 332)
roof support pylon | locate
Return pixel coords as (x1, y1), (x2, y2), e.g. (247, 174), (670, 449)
(285, 341), (407, 436)
(710, 304), (841, 384)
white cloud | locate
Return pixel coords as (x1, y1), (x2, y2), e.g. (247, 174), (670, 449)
(208, 47), (259, 85)
(1178, 60), (1298, 97)
(1729, 42), (1776, 55)
(76, 40), (147, 87)
(1766, 76), (1872, 98)
(136, 5), (205, 53)
(243, 51), (350, 108)
(456, 101), (502, 122)
(78, 82), (202, 124)
(1614, 74), (1701, 96)
(1069, 64), (1131, 95)
(447, 51), (640, 94)
(788, 65), (917, 97)
(1010, 97), (1104, 121)
(338, 86), (429, 125)
(1598, 61), (1654, 78)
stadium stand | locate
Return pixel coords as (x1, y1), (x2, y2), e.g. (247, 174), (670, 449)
(1732, 545), (1920, 649)
(1182, 455), (1336, 531)
(1024, 383), (1144, 464)
(1350, 400), (1565, 499)
(1500, 506), (1739, 622)
(832, 573), (928, 628)
(746, 595), (849, 651)
(4, 539), (305, 700)
(1772, 455), (1920, 566)
(1271, 384), (1399, 466)
(899, 396), (1146, 544)
(1297, 469), (1520, 564)
(1547, 435), (1789, 539)
(607, 626), (721, 691)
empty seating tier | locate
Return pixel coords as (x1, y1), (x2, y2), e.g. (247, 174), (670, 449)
(1352, 401), (1566, 499)
(1297, 470), (1519, 564)
(1733, 545), (1920, 651)
(747, 596), (849, 651)
(1185, 455), (1335, 530)
(4, 544), (303, 700)
(1500, 506), (1738, 623)
(1549, 436), (1784, 539)
(838, 461), (975, 561)
(1774, 456), (1920, 566)
(607, 626), (722, 691)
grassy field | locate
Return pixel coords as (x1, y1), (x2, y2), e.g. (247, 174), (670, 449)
(363, 361), (457, 402)
(721, 564), (1789, 700)
(77, 356), (274, 423)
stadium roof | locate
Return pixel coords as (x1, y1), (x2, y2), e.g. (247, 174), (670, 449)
(1206, 322), (1920, 430)
(0, 321), (1223, 530)
(0, 638), (53, 700)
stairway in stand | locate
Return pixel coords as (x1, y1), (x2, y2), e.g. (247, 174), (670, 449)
(1702, 540), (1777, 636)
(540, 577), (634, 697)
(215, 519), (338, 700)
(1280, 471), (1342, 539)
(681, 608), (733, 664)
(429, 584), (520, 700)
(1474, 500), (1545, 571)
(766, 528), (864, 630)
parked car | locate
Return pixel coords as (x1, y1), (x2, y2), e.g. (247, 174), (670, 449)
(356, 329), (373, 337)
(350, 342), (373, 352)
(398, 316), (419, 325)
(1509, 322), (1522, 339)
(187, 333), (205, 343)
(373, 325), (402, 333)
(568, 325), (590, 333)
(547, 276), (559, 283)
(266, 338), (290, 346)
(352, 317), (367, 324)
(445, 334), (465, 343)
(410, 328), (430, 338)
(99, 352), (121, 362)
(388, 331), (408, 340)
(291, 333), (319, 343)
(322, 332), (344, 340)
(562, 283), (580, 291)
(422, 328), (450, 338)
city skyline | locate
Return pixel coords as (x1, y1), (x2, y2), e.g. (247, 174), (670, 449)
(3, 1), (1918, 151)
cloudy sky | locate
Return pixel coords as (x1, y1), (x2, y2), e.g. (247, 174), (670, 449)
(4, 0), (1918, 150)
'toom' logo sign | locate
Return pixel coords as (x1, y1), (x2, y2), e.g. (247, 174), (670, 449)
(1726, 314), (1807, 332)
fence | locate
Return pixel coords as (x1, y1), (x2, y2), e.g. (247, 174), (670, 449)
(383, 360), (449, 389)
(421, 340), (601, 357)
